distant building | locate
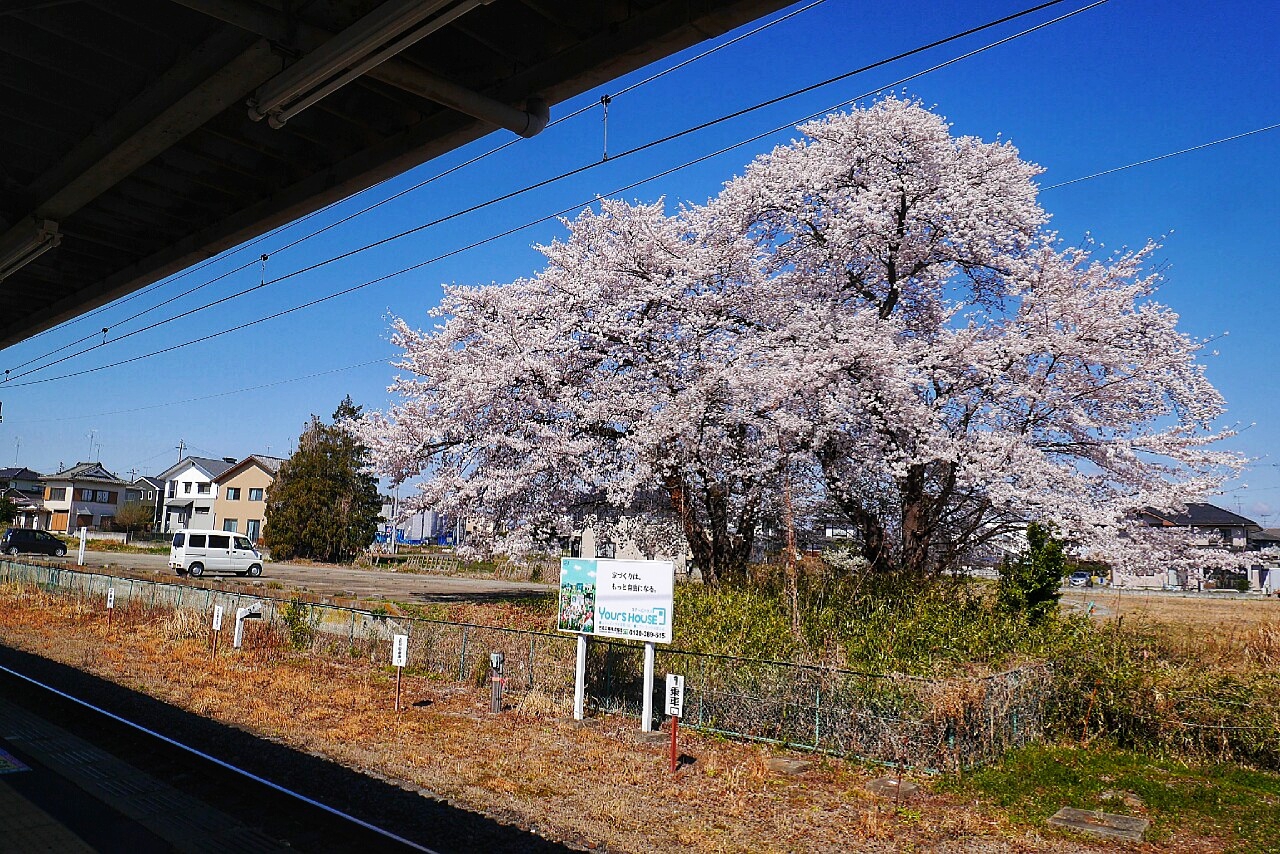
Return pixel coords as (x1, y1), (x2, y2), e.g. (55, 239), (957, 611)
(124, 476), (165, 531)
(1135, 502), (1277, 592)
(213, 455), (284, 543)
(157, 456), (237, 532)
(0, 466), (45, 529)
(39, 462), (126, 533)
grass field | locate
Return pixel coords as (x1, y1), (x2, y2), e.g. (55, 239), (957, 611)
(3, 579), (1278, 851)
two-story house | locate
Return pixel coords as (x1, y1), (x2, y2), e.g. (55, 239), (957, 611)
(157, 456), (236, 532)
(40, 462), (126, 533)
(0, 466), (45, 529)
(1136, 502), (1273, 591)
(212, 455), (284, 543)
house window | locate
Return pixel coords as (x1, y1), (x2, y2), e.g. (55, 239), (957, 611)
(197, 483), (210, 495)
(226, 487), (241, 500)
(168, 481), (176, 497)
(193, 506), (209, 515)
(94, 490), (114, 503)
(223, 519), (238, 533)
(248, 488), (264, 501)
(183, 482), (192, 494)
(47, 487), (66, 501)
(247, 519), (261, 541)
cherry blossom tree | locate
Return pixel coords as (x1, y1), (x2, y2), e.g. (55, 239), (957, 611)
(356, 97), (1241, 585)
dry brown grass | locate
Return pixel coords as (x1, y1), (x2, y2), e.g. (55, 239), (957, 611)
(1062, 589), (1280, 668)
(0, 582), (1105, 853)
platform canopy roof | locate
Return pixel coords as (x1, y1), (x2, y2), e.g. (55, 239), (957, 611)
(0, 0), (788, 349)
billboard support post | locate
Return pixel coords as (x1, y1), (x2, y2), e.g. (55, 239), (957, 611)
(641, 642), (656, 732)
(573, 633), (587, 721)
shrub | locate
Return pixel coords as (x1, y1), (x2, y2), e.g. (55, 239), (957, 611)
(997, 523), (1065, 624)
(279, 599), (317, 650)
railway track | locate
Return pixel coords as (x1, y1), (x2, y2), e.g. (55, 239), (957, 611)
(0, 645), (569, 853)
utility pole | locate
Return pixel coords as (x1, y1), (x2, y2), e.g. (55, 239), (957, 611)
(175, 438), (186, 462)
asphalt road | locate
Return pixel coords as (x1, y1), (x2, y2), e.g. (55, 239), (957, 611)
(69, 550), (553, 604)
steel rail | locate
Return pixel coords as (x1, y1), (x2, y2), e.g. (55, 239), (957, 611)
(0, 662), (439, 854)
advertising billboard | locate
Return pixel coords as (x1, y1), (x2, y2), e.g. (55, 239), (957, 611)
(558, 557), (675, 644)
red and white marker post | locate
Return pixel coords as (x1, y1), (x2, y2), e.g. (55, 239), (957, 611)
(665, 673), (684, 773)
(105, 587), (115, 628)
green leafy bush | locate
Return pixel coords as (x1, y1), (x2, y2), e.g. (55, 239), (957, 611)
(279, 599), (318, 651)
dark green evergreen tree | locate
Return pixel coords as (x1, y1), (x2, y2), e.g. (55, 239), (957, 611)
(263, 397), (383, 563)
(0, 497), (16, 526)
(997, 522), (1067, 624)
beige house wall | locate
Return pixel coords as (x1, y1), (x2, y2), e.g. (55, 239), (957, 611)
(212, 464), (274, 541)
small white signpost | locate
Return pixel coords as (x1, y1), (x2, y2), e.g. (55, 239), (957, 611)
(557, 558), (676, 728)
(105, 587), (115, 627)
(77, 527), (87, 566)
(666, 673), (684, 773)
(233, 602), (262, 649)
(391, 634), (409, 711)
(210, 605), (224, 659)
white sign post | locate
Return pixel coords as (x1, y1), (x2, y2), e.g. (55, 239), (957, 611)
(666, 673), (685, 773)
(77, 527), (87, 566)
(210, 605), (224, 659)
(392, 634), (409, 711)
(105, 587), (115, 627)
(233, 602), (262, 649)
(558, 558), (675, 726)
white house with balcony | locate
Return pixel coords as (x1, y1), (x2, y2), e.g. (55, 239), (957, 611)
(157, 456), (236, 532)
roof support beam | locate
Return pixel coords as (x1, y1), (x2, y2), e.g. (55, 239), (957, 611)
(170, 0), (549, 137)
(0, 29), (282, 277)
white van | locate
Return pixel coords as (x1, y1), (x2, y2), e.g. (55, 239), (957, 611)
(170, 529), (264, 578)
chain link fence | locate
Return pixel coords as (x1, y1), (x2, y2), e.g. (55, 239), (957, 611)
(1, 560), (1049, 769)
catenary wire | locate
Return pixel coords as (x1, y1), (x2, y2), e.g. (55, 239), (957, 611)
(6, 192), (363, 371)
(4, 358), (391, 425)
(2, 0), (1092, 385)
(0, 1), (1106, 389)
(1042, 122), (1280, 189)
(5, 0), (830, 376)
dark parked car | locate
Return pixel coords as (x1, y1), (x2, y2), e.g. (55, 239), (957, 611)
(1, 527), (68, 557)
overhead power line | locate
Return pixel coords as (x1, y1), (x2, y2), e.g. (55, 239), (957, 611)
(1042, 122), (1280, 189)
(3, 358), (391, 425)
(3, 0), (1095, 386)
(0, 0), (1107, 390)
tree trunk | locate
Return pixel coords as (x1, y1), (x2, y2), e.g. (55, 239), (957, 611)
(899, 464), (933, 577)
(664, 475), (753, 587)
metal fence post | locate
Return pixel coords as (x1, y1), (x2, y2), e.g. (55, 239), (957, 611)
(528, 635), (535, 690)
(698, 654), (705, 727)
(458, 626), (469, 682)
(814, 680), (822, 750)
(349, 609), (356, 651)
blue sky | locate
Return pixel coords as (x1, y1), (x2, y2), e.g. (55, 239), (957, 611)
(2, 0), (1278, 517)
